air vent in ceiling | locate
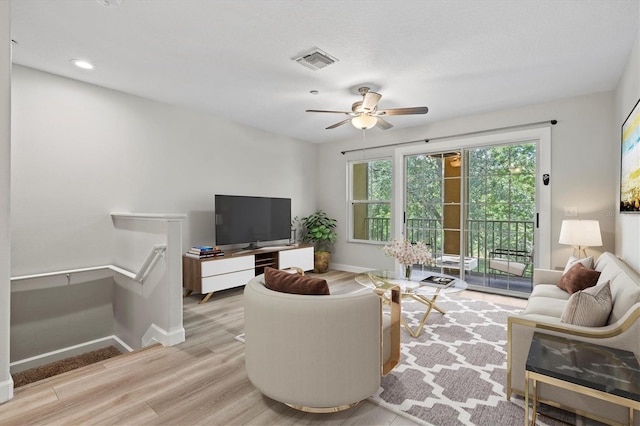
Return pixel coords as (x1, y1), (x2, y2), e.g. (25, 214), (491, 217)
(292, 47), (339, 71)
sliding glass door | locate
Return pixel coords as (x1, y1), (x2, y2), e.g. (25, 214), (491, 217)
(403, 140), (540, 296)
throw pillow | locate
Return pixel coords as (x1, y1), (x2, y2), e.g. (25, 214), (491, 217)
(264, 267), (330, 295)
(561, 281), (612, 326)
(563, 255), (594, 274)
(556, 262), (600, 294)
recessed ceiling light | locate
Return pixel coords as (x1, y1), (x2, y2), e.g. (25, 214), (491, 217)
(310, 90), (319, 95)
(71, 59), (94, 70)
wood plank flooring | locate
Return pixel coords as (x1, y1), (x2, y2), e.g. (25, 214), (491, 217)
(0, 270), (525, 425)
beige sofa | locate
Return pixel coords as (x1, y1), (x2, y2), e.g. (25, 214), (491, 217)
(507, 252), (640, 425)
(243, 272), (400, 412)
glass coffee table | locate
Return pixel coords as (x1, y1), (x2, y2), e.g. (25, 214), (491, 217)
(355, 269), (467, 337)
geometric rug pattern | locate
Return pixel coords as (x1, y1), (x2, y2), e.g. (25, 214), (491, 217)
(369, 296), (571, 426)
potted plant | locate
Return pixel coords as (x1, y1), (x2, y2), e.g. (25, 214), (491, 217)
(301, 210), (337, 273)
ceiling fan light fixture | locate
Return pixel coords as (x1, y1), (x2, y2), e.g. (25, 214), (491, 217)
(351, 114), (377, 130)
(306, 85), (428, 130)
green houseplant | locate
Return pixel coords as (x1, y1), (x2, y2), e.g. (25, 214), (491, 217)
(301, 210), (337, 273)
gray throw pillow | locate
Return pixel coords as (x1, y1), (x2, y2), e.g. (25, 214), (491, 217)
(560, 281), (612, 327)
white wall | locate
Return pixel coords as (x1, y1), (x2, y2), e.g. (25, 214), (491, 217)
(11, 279), (114, 360)
(0, 0), (14, 405)
(616, 29), (640, 269)
(8, 65), (317, 369)
(11, 65), (317, 276)
(317, 91), (617, 271)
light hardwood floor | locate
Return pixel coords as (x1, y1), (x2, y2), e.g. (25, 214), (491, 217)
(0, 270), (525, 425)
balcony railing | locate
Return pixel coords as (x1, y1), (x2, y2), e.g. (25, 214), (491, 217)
(366, 216), (535, 293)
(364, 216), (391, 242)
(366, 217), (534, 259)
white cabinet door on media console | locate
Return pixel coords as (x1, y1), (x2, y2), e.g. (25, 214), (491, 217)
(279, 247), (314, 271)
(201, 255), (255, 294)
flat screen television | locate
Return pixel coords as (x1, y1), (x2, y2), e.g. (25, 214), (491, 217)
(214, 194), (291, 249)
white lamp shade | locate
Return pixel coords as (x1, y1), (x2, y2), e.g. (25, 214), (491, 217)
(558, 220), (602, 247)
(351, 114), (377, 130)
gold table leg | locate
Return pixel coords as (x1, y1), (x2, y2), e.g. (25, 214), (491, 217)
(364, 273), (448, 338)
(531, 377), (538, 426)
(524, 371), (530, 426)
(398, 290), (444, 338)
(199, 292), (213, 304)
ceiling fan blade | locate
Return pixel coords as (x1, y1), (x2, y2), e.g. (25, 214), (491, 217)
(306, 109), (352, 115)
(362, 92), (382, 111)
(377, 106), (429, 116)
(326, 118), (352, 129)
(376, 117), (394, 130)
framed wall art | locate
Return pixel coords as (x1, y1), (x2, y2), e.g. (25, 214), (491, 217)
(620, 97), (640, 213)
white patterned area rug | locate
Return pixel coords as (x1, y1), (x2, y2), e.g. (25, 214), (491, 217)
(369, 296), (574, 426)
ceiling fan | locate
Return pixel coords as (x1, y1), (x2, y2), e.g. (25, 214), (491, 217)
(306, 86), (428, 130)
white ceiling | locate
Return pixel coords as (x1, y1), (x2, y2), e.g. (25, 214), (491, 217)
(10, 0), (640, 144)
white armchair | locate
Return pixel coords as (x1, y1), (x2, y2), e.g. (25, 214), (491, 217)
(243, 272), (400, 413)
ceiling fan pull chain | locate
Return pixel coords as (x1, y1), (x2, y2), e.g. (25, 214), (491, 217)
(362, 128), (367, 159)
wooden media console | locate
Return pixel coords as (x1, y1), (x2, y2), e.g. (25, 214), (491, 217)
(182, 244), (314, 303)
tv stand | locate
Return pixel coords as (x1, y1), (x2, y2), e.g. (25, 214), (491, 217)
(242, 242), (260, 250)
(182, 244), (314, 303)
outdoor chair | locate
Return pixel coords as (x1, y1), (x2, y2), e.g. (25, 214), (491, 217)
(488, 248), (533, 278)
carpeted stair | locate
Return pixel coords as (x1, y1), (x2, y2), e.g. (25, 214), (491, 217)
(12, 346), (122, 388)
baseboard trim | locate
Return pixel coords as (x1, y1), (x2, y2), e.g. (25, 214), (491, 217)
(330, 264), (374, 273)
(0, 377), (14, 403)
(141, 323), (185, 348)
(9, 335), (133, 374)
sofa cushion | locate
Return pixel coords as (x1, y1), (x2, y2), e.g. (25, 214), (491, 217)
(593, 253), (640, 324)
(563, 255), (594, 274)
(264, 267), (330, 295)
(490, 258), (527, 276)
(561, 281), (612, 327)
(523, 296), (568, 318)
(556, 263), (600, 294)
(595, 254), (623, 285)
(608, 272), (640, 324)
(530, 284), (571, 300)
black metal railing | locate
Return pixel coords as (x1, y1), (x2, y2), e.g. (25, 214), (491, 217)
(366, 216), (535, 293)
(365, 217), (534, 259)
(364, 216), (391, 241)
(466, 219), (534, 261)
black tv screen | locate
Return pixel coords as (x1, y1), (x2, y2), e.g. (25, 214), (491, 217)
(215, 195), (291, 249)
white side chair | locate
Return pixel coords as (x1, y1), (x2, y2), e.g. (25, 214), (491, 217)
(243, 272), (400, 413)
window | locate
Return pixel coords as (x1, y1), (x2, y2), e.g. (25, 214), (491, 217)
(348, 158), (392, 242)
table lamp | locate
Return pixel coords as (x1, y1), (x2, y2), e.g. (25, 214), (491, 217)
(558, 220), (602, 258)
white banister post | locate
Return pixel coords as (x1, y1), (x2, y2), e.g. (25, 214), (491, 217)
(0, 0), (14, 403)
(165, 217), (185, 344)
